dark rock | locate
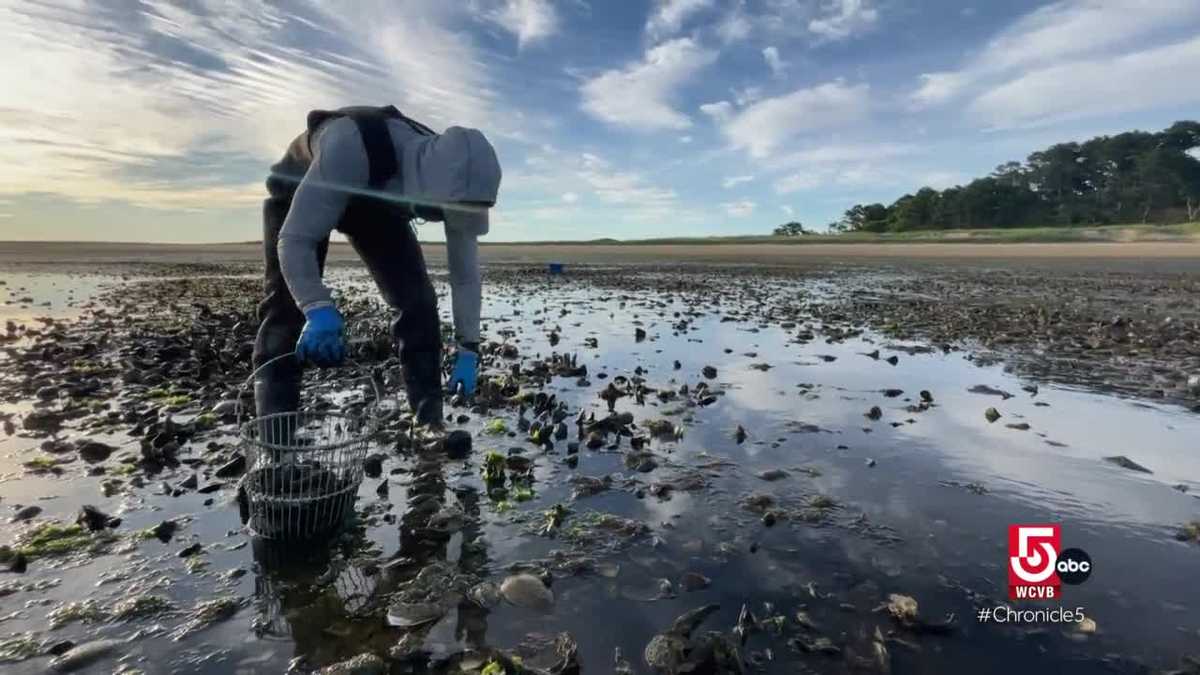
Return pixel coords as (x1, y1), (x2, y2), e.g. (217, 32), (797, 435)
(984, 407), (1001, 423)
(23, 410), (65, 433)
(1104, 455), (1152, 473)
(197, 482), (224, 494)
(178, 543), (203, 558)
(150, 520), (177, 543)
(882, 389), (903, 398)
(11, 505), (42, 522)
(214, 455), (246, 478)
(969, 385), (1014, 399)
(885, 355), (899, 365)
(702, 365), (717, 379)
(46, 640), (76, 657)
(76, 505), (118, 531)
(363, 453), (385, 478)
(920, 390), (933, 403)
(865, 406), (882, 421)
(444, 430), (472, 459)
(680, 572), (711, 592)
(179, 473), (198, 490)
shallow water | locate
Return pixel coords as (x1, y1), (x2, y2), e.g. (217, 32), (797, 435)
(1, 267), (1199, 674)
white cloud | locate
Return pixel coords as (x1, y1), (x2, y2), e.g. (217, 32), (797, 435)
(722, 175), (755, 189)
(716, 7), (753, 43)
(910, 71), (969, 108)
(562, 191), (579, 203)
(766, 142), (916, 170)
(580, 38), (717, 131)
(773, 173), (823, 193)
(808, 0), (879, 41)
(679, 135), (694, 143)
(721, 81), (871, 158)
(577, 153), (677, 208)
(920, 171), (968, 189)
(781, 205), (794, 217)
(0, 0), (504, 209)
(699, 100), (734, 122)
(762, 46), (787, 76)
(968, 35), (1200, 129)
(721, 200), (756, 217)
(480, 0), (560, 48)
(732, 86), (764, 106)
(767, 143), (919, 193)
(646, 0), (714, 39)
(909, 0), (1200, 119)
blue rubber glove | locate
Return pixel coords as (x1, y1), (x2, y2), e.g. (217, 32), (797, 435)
(448, 348), (479, 396)
(295, 306), (345, 367)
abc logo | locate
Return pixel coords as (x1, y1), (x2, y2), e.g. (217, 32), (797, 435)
(1056, 548), (1092, 585)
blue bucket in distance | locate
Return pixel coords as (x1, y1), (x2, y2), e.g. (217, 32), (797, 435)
(548, 263), (564, 275)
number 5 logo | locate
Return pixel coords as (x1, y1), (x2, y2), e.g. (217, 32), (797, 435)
(1009, 524), (1060, 583)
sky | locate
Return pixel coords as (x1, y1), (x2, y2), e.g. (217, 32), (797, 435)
(0, 0), (1198, 243)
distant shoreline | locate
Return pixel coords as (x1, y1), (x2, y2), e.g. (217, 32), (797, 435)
(3, 222), (1199, 248)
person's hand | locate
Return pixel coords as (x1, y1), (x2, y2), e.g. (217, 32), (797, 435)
(295, 306), (345, 367)
(448, 347), (479, 396)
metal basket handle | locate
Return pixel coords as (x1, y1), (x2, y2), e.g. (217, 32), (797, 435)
(235, 351), (385, 430)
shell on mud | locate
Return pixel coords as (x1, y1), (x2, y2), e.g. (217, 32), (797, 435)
(885, 594), (919, 623)
(500, 573), (555, 610)
(644, 633), (686, 672)
(468, 582), (503, 609)
(386, 601), (446, 628)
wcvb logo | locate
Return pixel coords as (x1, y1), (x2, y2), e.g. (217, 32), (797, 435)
(1008, 524), (1092, 600)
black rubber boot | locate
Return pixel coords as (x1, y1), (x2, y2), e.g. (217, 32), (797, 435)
(403, 350), (445, 428)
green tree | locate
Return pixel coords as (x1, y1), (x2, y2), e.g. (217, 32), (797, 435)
(773, 221), (806, 236)
(837, 120), (1200, 231)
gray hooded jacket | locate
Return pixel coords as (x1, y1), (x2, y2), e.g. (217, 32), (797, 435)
(277, 115), (501, 344)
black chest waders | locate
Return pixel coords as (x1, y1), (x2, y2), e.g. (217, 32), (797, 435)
(252, 106), (448, 432)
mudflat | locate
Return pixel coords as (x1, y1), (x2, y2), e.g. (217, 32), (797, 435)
(4, 239), (1200, 271)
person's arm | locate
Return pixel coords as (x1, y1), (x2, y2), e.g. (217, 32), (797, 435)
(277, 117), (368, 313)
(444, 223), (481, 349)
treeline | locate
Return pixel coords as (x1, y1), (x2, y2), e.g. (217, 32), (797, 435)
(831, 121), (1200, 233)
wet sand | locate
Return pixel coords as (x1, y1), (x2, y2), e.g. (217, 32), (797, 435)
(4, 240), (1200, 272)
(2, 247), (1200, 674)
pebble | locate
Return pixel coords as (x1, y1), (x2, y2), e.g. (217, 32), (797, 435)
(49, 639), (122, 672)
(500, 573), (555, 610)
(681, 572), (711, 591)
(10, 505), (42, 522)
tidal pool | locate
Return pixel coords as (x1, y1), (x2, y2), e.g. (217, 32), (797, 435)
(0, 264), (1197, 675)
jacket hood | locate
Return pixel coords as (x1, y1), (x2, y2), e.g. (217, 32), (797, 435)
(414, 126), (501, 235)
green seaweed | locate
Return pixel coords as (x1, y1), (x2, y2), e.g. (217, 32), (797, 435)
(0, 634), (41, 663)
(541, 504), (568, 535)
(481, 660), (507, 675)
(163, 394), (192, 407)
(47, 599), (109, 628)
(113, 595), (173, 620)
(22, 456), (60, 471)
(809, 495), (838, 509)
(483, 419), (509, 436)
(511, 483), (535, 502)
(15, 522), (106, 558)
(193, 413), (217, 429)
(482, 451), (507, 484)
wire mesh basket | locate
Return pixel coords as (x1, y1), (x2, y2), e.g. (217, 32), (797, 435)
(237, 353), (380, 541)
